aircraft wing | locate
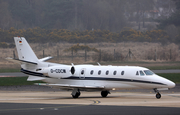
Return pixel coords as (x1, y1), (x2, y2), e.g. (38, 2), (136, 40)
(35, 83), (105, 90)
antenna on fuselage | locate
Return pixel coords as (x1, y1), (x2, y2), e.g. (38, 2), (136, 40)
(71, 63), (74, 66)
(97, 62), (101, 66)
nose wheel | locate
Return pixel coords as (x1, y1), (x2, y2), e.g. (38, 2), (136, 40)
(154, 88), (161, 99)
(156, 92), (161, 99)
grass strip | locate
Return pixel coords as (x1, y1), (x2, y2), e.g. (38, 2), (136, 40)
(147, 66), (180, 70)
(0, 68), (20, 73)
(0, 77), (44, 86)
(157, 73), (180, 84)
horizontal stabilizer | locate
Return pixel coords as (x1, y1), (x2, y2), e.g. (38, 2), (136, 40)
(39, 56), (53, 62)
(35, 83), (104, 89)
(6, 57), (38, 65)
(27, 76), (46, 81)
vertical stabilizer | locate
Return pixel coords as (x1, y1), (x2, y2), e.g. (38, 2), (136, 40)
(14, 37), (38, 63)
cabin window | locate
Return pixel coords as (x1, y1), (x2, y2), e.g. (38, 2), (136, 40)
(144, 70), (154, 75)
(106, 70), (109, 75)
(113, 71), (117, 75)
(136, 71), (139, 75)
(98, 70), (101, 75)
(81, 70), (84, 75)
(90, 70), (94, 75)
(121, 71), (124, 75)
(140, 71), (145, 76)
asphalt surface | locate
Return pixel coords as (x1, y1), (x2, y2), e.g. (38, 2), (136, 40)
(0, 70), (180, 115)
(0, 85), (179, 115)
(0, 103), (179, 115)
(0, 72), (26, 77)
(152, 69), (180, 73)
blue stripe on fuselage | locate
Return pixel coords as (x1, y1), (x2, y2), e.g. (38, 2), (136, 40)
(21, 68), (166, 85)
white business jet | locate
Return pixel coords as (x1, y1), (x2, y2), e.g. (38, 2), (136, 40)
(8, 37), (175, 99)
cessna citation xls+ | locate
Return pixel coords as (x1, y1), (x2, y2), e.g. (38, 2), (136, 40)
(7, 37), (175, 99)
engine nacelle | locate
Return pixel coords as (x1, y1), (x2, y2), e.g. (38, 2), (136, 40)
(36, 65), (78, 79)
(47, 66), (71, 78)
(48, 66), (71, 78)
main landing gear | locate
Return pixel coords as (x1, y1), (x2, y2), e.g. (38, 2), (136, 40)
(71, 89), (81, 98)
(101, 91), (110, 97)
(154, 88), (161, 99)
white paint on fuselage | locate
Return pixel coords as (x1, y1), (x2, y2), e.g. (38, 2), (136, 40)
(40, 64), (175, 91)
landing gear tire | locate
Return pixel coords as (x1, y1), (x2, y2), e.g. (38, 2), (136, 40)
(101, 91), (109, 97)
(156, 93), (161, 99)
(72, 92), (81, 98)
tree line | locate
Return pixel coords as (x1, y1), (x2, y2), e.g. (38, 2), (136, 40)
(0, 0), (180, 45)
(0, 27), (173, 44)
(0, 0), (174, 31)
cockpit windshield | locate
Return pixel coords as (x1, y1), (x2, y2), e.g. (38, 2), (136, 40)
(144, 70), (154, 75)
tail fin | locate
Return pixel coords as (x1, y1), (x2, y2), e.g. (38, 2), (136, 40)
(14, 37), (39, 64)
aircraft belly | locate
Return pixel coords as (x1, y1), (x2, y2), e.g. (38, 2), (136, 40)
(41, 78), (168, 90)
(81, 80), (167, 90)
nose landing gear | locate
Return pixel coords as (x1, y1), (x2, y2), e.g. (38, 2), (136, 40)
(101, 91), (110, 97)
(154, 88), (161, 99)
(156, 92), (161, 99)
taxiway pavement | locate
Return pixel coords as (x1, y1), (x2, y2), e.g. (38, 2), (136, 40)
(0, 90), (180, 115)
(0, 70), (180, 114)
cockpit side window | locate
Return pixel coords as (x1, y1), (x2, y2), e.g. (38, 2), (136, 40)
(140, 71), (145, 76)
(144, 70), (154, 75)
(136, 71), (139, 75)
